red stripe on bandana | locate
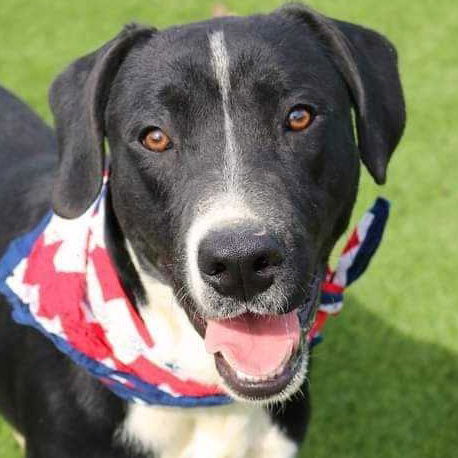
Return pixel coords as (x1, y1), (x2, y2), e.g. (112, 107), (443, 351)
(91, 246), (154, 348)
(123, 356), (223, 397)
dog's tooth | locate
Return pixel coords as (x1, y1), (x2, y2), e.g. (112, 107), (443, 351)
(234, 360), (292, 382)
(235, 370), (254, 382)
(235, 369), (247, 380)
(235, 370), (263, 382)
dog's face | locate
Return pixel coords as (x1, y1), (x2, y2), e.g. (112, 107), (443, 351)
(50, 5), (405, 402)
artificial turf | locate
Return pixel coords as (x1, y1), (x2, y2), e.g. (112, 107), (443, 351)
(0, 0), (457, 456)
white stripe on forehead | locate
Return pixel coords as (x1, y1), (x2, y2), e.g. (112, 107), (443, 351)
(208, 30), (239, 192)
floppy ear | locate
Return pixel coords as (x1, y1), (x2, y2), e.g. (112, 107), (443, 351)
(280, 4), (406, 184)
(49, 24), (155, 218)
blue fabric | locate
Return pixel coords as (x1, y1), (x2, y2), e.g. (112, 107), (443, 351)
(346, 198), (390, 286)
(320, 292), (344, 304)
(310, 334), (323, 347)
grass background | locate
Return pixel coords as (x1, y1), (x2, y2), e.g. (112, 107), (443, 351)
(0, 0), (457, 456)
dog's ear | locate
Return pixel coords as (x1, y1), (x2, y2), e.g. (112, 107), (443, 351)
(279, 4), (406, 184)
(49, 24), (155, 218)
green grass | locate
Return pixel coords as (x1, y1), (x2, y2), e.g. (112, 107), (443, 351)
(0, 0), (457, 456)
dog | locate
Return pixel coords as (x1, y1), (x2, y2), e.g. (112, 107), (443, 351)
(0, 3), (405, 457)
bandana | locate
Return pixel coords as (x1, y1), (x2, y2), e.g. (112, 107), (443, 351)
(0, 174), (389, 407)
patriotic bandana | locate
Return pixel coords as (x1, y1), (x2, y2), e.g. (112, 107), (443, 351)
(0, 172), (389, 408)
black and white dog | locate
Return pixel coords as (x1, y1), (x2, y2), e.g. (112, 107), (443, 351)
(0, 4), (405, 457)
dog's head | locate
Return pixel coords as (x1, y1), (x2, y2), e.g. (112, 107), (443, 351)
(49, 4), (405, 403)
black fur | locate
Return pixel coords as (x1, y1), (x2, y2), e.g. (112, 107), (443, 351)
(50, 24), (156, 219)
(0, 4), (405, 456)
(282, 4), (406, 184)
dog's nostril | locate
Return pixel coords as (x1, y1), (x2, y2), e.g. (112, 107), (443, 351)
(253, 254), (270, 272)
(208, 262), (226, 276)
(253, 250), (284, 272)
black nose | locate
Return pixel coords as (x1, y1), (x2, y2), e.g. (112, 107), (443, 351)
(197, 228), (284, 300)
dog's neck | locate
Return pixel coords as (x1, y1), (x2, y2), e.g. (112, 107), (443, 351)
(104, 188), (149, 306)
(104, 189), (221, 387)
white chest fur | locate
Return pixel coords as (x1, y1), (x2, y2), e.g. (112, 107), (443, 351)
(119, 403), (297, 458)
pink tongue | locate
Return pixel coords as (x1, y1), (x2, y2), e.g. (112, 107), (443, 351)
(205, 312), (300, 377)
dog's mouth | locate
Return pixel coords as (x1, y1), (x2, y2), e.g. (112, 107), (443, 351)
(185, 274), (321, 401)
(205, 310), (308, 400)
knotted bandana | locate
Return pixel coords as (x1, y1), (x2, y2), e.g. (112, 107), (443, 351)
(0, 173), (389, 407)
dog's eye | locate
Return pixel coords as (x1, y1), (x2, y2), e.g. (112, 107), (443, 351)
(140, 127), (172, 152)
(286, 106), (313, 131)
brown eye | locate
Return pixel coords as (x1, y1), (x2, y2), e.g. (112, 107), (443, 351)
(141, 127), (172, 152)
(286, 106), (313, 131)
